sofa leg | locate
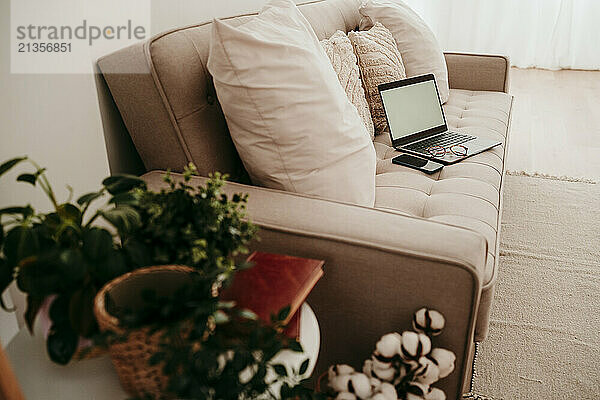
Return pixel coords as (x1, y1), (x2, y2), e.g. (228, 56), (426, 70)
(470, 341), (480, 393)
(462, 342), (490, 400)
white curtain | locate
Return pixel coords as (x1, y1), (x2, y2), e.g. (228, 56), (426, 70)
(402, 0), (600, 70)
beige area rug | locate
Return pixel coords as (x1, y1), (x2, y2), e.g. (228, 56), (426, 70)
(471, 174), (600, 399)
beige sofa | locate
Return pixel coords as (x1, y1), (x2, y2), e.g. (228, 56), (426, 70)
(96, 0), (513, 397)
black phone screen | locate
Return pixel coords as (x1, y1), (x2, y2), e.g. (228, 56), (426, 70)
(394, 154), (428, 168)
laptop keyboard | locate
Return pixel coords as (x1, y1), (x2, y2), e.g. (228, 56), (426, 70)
(404, 132), (476, 153)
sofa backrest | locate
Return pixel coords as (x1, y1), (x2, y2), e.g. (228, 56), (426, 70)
(98, 0), (362, 180)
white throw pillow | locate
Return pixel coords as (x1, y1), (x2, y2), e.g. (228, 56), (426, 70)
(321, 31), (375, 141)
(207, 0), (376, 206)
(359, 0), (450, 103)
(348, 23), (407, 136)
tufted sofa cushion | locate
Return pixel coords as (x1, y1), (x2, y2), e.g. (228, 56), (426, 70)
(373, 89), (512, 335)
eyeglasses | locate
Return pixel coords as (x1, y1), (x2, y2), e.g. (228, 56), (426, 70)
(426, 145), (468, 158)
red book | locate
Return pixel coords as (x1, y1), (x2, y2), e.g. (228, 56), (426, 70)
(221, 252), (324, 338)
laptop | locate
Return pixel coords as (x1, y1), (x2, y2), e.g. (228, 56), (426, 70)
(378, 74), (501, 164)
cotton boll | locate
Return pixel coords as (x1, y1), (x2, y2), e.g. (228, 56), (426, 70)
(336, 364), (357, 375)
(430, 348), (456, 379)
(415, 357), (440, 385)
(329, 364), (356, 384)
(405, 382), (429, 400)
(372, 353), (393, 370)
(400, 331), (432, 361)
(375, 333), (402, 358)
(393, 364), (409, 386)
(348, 373), (372, 399)
(372, 364), (395, 382)
(330, 374), (352, 393)
(363, 359), (375, 378)
(424, 387), (446, 400)
(329, 364), (356, 380)
(216, 354), (226, 372)
(336, 392), (357, 400)
(239, 363), (258, 384)
(378, 382), (397, 400)
(410, 381), (430, 393)
(369, 377), (382, 392)
(216, 350), (234, 372)
(365, 357), (395, 382)
(413, 308), (445, 336)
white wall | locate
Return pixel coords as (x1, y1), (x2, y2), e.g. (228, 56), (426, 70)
(151, 0), (269, 32)
(0, 0), (276, 344)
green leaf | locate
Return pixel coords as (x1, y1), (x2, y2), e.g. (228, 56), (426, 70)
(288, 340), (303, 353)
(57, 203), (82, 225)
(49, 295), (70, 325)
(0, 258), (15, 311)
(16, 168), (46, 187)
(76, 191), (104, 206)
(272, 364), (287, 377)
(4, 225), (39, 268)
(39, 212), (61, 233)
(108, 192), (139, 206)
(238, 309), (258, 321)
(24, 295), (44, 333)
(82, 228), (113, 262)
(90, 250), (128, 284)
(102, 174), (146, 195)
(277, 305), (291, 322)
(0, 258), (11, 288)
(17, 255), (63, 296)
(280, 382), (292, 399)
(69, 284), (98, 337)
(58, 249), (87, 286)
(299, 358), (309, 375)
(214, 310), (230, 324)
(122, 238), (151, 268)
(16, 173), (37, 186)
(47, 323), (78, 365)
(0, 206), (34, 218)
(0, 157), (27, 178)
(237, 261), (255, 271)
(217, 301), (236, 309)
(99, 206), (141, 234)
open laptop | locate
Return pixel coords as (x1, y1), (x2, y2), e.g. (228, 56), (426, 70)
(378, 74), (501, 164)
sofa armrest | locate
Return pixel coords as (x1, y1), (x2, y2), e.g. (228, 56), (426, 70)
(143, 171), (486, 398)
(444, 52), (511, 93)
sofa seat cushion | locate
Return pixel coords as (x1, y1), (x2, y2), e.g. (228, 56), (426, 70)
(373, 89), (513, 285)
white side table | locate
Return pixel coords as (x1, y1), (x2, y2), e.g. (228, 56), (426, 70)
(6, 303), (319, 399)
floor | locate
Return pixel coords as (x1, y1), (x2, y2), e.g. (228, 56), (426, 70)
(505, 68), (600, 181)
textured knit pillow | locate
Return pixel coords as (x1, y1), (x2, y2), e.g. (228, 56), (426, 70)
(348, 23), (406, 135)
(207, 0), (376, 206)
(321, 31), (375, 140)
(359, 0), (450, 103)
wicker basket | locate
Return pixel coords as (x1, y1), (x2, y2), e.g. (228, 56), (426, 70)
(94, 265), (194, 399)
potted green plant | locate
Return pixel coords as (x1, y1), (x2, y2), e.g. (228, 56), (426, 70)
(0, 156), (145, 364)
(111, 164), (257, 282)
(0, 158), (320, 398)
(92, 166), (320, 399)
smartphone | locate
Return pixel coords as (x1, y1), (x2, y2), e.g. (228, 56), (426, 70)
(392, 154), (443, 174)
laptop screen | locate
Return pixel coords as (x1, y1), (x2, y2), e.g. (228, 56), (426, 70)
(380, 78), (446, 144)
